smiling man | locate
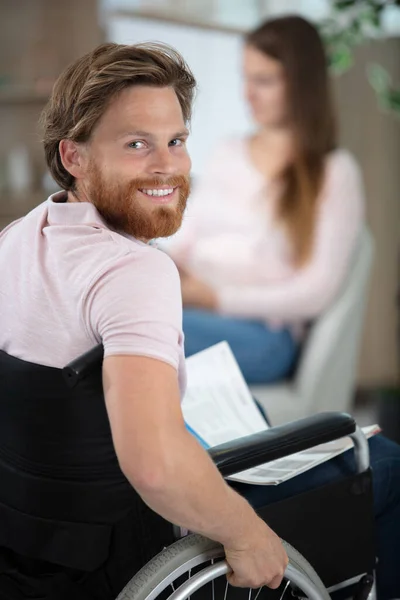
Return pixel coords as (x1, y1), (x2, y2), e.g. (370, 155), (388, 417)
(64, 84), (191, 241)
(0, 43), (287, 599)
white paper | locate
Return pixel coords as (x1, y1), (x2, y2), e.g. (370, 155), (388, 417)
(229, 425), (380, 485)
(182, 342), (381, 486)
(183, 342), (268, 448)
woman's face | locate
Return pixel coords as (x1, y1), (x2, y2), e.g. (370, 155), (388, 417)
(243, 45), (288, 128)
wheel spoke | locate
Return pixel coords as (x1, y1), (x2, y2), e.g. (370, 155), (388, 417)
(116, 535), (329, 600)
(279, 580), (291, 600)
(223, 579), (229, 600)
(253, 587), (263, 600)
(211, 560), (215, 600)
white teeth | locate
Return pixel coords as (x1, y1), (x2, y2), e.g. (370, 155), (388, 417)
(141, 188), (174, 197)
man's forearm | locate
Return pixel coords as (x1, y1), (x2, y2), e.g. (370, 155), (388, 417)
(127, 431), (261, 547)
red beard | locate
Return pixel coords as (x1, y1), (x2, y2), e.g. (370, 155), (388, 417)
(87, 163), (190, 240)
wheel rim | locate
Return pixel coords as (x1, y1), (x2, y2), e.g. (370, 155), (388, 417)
(133, 547), (224, 600)
(116, 535), (330, 600)
(168, 561), (327, 600)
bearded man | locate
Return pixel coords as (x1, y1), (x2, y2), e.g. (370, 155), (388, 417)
(0, 43), (287, 599)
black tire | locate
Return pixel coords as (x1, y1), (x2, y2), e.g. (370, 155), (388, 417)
(116, 534), (330, 600)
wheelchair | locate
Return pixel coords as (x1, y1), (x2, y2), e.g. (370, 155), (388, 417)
(0, 345), (376, 600)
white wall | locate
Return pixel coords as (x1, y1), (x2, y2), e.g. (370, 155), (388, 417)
(105, 5), (400, 175)
(107, 16), (253, 176)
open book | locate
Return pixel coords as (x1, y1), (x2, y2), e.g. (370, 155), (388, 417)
(182, 342), (380, 486)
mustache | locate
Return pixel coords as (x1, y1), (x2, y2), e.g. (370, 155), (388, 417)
(128, 175), (190, 190)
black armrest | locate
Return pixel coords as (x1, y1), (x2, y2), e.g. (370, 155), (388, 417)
(63, 344), (104, 388)
(208, 412), (356, 477)
(64, 349), (356, 477)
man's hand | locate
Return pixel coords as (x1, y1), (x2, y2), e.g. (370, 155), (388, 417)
(181, 272), (218, 310)
(103, 355), (288, 591)
(225, 519), (288, 589)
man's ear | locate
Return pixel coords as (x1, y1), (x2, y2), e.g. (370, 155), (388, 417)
(59, 139), (88, 180)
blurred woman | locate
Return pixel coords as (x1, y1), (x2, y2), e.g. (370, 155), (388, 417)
(169, 15), (365, 384)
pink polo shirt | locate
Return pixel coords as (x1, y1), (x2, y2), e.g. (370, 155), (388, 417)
(0, 191), (186, 393)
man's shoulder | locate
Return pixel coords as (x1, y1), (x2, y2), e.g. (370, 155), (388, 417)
(85, 243), (182, 344)
(96, 231), (178, 271)
(87, 238), (180, 293)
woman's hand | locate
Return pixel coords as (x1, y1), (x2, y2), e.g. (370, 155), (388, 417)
(181, 272), (218, 311)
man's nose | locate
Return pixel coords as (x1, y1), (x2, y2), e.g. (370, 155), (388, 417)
(148, 147), (176, 175)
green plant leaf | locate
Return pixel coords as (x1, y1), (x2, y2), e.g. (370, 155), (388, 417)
(334, 0), (357, 9)
(322, 0), (400, 120)
(367, 63), (392, 93)
(386, 91), (400, 115)
(329, 46), (354, 74)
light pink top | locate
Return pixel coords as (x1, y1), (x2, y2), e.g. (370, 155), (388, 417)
(169, 138), (365, 326)
(0, 192), (186, 393)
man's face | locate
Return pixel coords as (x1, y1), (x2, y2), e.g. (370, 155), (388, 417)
(79, 85), (191, 240)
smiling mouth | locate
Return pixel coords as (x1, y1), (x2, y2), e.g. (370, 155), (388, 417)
(139, 187), (175, 197)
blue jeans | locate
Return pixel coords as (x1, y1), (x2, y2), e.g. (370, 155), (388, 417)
(183, 309), (299, 384)
(231, 435), (400, 600)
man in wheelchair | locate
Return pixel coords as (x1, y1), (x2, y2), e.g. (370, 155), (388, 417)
(0, 42), (399, 600)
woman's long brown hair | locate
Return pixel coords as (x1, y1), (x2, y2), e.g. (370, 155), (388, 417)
(246, 16), (337, 267)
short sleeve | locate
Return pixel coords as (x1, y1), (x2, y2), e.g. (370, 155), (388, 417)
(83, 248), (183, 370)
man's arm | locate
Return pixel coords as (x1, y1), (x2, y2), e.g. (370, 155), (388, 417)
(103, 354), (288, 589)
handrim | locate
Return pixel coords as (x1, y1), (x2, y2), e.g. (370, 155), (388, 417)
(116, 534), (330, 600)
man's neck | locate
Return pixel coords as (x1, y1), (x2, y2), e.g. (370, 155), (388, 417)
(66, 191), (77, 203)
(67, 189), (90, 203)
(65, 190), (151, 245)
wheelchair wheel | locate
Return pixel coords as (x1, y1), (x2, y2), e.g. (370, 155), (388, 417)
(116, 534), (330, 600)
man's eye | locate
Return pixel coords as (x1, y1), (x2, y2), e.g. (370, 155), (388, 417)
(169, 139), (184, 147)
(128, 141), (145, 149)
